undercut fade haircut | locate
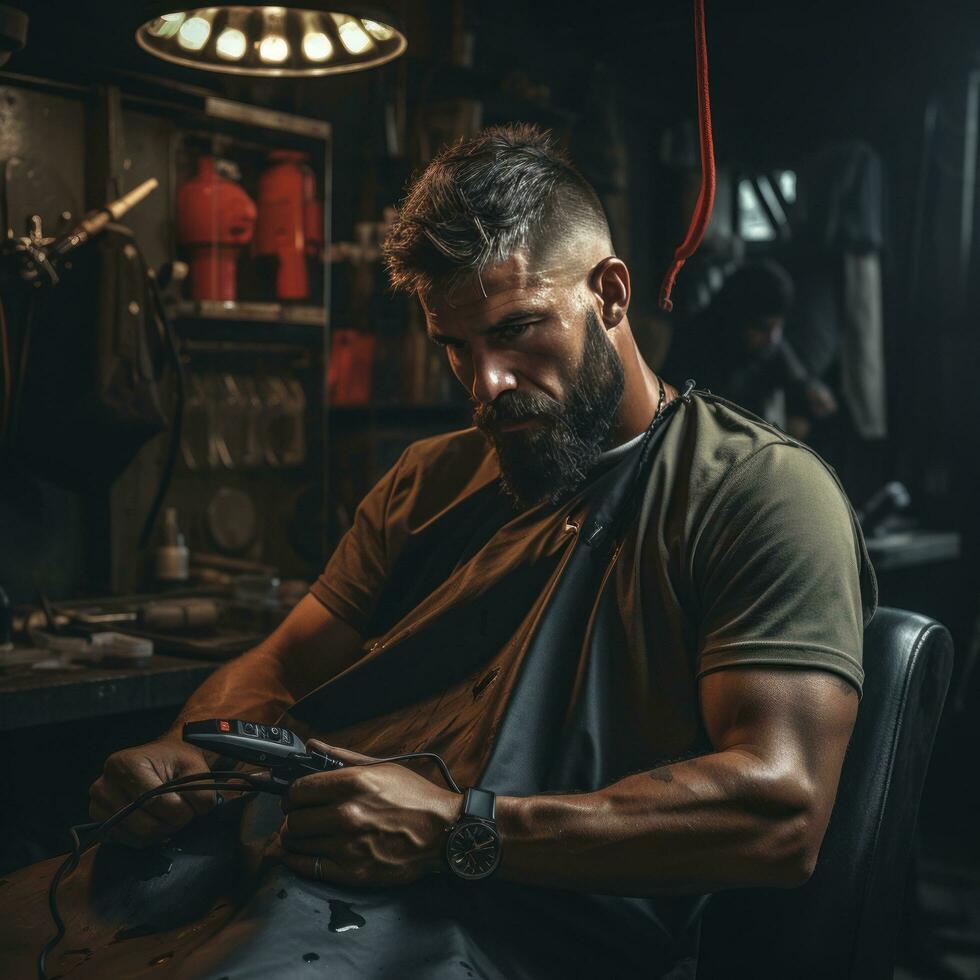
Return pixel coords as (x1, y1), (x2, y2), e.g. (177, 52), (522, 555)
(384, 124), (612, 296)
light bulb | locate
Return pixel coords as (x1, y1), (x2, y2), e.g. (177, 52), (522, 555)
(302, 31), (333, 62)
(178, 15), (212, 51)
(332, 14), (373, 55)
(258, 34), (290, 63)
(215, 27), (246, 60)
(148, 12), (185, 38)
(362, 19), (395, 42)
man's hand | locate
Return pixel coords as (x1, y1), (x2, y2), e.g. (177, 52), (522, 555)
(89, 737), (217, 847)
(280, 741), (462, 887)
(805, 378), (838, 418)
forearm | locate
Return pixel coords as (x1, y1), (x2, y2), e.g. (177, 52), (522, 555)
(775, 339), (811, 387)
(162, 596), (365, 741)
(496, 748), (819, 896)
(165, 643), (296, 738)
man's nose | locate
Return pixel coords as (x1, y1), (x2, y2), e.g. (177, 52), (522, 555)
(469, 351), (518, 405)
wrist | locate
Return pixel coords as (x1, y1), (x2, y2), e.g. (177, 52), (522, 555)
(427, 790), (465, 874)
(493, 791), (599, 885)
(444, 788), (503, 880)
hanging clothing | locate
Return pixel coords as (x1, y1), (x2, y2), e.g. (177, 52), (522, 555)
(797, 141), (884, 253)
(841, 251), (887, 438)
(789, 141), (888, 437)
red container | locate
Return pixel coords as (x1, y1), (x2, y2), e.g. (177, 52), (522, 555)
(254, 150), (315, 301)
(303, 165), (324, 260)
(176, 156), (257, 302)
(328, 329), (376, 406)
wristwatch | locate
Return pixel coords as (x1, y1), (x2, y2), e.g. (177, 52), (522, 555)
(445, 787), (501, 880)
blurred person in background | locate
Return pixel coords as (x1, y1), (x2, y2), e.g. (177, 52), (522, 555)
(663, 260), (837, 439)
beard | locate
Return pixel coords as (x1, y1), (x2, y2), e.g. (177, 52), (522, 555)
(473, 307), (626, 510)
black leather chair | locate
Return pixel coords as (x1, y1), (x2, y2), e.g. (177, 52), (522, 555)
(696, 607), (954, 980)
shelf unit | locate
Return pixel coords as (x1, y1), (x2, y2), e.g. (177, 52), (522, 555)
(112, 90), (334, 584)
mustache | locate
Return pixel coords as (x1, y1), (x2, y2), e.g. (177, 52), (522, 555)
(473, 390), (563, 430)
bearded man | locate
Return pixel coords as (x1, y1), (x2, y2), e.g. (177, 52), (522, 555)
(17, 126), (875, 979)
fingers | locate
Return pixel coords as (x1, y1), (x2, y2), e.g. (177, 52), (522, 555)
(279, 842), (407, 888)
(285, 768), (359, 810)
(88, 744), (216, 845)
(280, 835), (338, 856)
(89, 778), (173, 846)
(306, 739), (379, 765)
(107, 756), (203, 830)
(140, 787), (206, 828)
(282, 804), (350, 839)
(179, 773), (221, 816)
(280, 850), (360, 886)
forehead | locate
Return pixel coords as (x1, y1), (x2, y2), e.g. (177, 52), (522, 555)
(420, 251), (581, 330)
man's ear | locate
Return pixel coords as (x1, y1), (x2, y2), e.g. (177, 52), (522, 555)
(589, 257), (631, 329)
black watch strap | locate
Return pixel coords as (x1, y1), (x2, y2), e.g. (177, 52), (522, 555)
(462, 787), (496, 821)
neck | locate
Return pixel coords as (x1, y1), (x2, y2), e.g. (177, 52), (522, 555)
(606, 316), (677, 445)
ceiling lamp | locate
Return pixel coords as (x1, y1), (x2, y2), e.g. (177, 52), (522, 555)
(135, 4), (406, 76)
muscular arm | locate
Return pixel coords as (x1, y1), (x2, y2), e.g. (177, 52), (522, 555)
(494, 667), (858, 895)
(90, 595), (365, 842)
(165, 595), (364, 735)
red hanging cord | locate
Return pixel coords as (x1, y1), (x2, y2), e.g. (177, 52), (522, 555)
(658, 0), (716, 312)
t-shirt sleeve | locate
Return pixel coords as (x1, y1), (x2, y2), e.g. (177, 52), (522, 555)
(692, 442), (877, 695)
(308, 453), (405, 636)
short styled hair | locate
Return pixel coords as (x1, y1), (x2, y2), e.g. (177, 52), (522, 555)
(384, 124), (611, 296)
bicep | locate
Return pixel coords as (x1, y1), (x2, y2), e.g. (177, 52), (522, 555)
(700, 666), (858, 822)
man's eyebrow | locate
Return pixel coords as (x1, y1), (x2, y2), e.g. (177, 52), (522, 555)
(426, 308), (547, 345)
(487, 308), (547, 330)
(426, 327), (459, 345)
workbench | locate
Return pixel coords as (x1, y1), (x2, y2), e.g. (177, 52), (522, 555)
(0, 650), (222, 872)
(0, 650), (217, 732)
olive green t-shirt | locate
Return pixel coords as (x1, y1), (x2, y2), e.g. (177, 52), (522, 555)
(307, 392), (877, 779)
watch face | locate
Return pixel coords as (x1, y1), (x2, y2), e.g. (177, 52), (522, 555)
(447, 821), (501, 879)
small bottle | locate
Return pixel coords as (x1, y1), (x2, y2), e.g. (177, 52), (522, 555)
(155, 507), (190, 583)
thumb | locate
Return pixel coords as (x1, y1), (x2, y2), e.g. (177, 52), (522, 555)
(305, 739), (378, 766)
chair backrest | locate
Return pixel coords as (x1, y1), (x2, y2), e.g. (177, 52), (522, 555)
(696, 607), (953, 980)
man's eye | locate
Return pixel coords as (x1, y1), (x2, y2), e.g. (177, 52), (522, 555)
(496, 321), (534, 340)
(433, 337), (465, 351)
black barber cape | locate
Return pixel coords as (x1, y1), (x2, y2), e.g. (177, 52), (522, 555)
(66, 397), (706, 980)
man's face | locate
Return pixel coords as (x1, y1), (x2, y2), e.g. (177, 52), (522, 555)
(421, 252), (625, 509)
(742, 314), (785, 352)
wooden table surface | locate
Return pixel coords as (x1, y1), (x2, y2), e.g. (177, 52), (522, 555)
(0, 650), (217, 732)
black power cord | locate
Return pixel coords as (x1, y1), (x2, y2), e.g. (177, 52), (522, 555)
(38, 751), (462, 979)
(38, 771), (267, 980)
(345, 752), (461, 795)
(132, 233), (186, 550)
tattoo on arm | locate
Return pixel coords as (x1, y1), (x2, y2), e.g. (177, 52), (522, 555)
(644, 751), (702, 784)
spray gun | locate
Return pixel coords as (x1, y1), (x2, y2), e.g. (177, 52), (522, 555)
(4, 177), (158, 286)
